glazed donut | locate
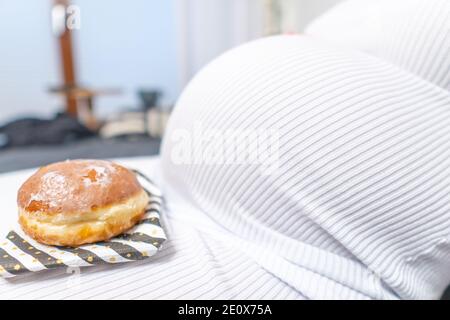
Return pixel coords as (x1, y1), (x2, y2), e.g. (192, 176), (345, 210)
(17, 159), (149, 246)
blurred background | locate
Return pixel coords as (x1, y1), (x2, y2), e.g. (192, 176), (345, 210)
(0, 0), (341, 172)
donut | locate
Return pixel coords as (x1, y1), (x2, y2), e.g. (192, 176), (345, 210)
(17, 159), (149, 246)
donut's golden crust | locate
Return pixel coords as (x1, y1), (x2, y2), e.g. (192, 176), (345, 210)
(19, 190), (148, 246)
(17, 159), (148, 246)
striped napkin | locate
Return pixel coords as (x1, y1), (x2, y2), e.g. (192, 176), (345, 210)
(0, 170), (166, 278)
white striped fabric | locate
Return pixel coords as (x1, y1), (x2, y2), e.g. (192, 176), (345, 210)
(161, 20), (450, 299)
(305, 0), (450, 91)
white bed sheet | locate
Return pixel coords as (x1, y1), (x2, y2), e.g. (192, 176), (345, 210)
(0, 156), (307, 300)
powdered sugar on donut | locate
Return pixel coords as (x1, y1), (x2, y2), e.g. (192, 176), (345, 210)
(29, 171), (73, 208)
(82, 164), (114, 187)
(17, 159), (141, 216)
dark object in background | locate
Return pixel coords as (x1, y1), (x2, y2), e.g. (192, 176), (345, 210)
(138, 89), (162, 136)
(443, 286), (450, 300)
(0, 112), (96, 149)
(138, 89), (161, 112)
(0, 135), (160, 173)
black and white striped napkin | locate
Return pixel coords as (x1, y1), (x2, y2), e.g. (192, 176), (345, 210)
(0, 170), (166, 278)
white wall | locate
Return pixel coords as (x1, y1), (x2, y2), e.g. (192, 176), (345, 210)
(73, 0), (179, 117)
(278, 0), (342, 32)
(0, 0), (179, 124)
(0, 0), (61, 123)
(0, 0), (342, 124)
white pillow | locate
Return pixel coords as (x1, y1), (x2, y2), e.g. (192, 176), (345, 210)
(305, 0), (450, 91)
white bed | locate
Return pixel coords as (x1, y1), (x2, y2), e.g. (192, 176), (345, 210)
(0, 157), (309, 299)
